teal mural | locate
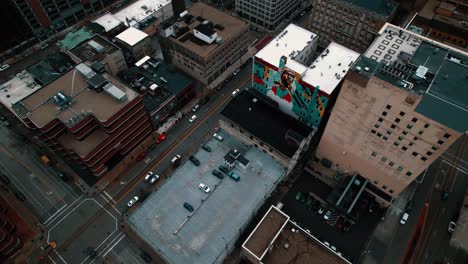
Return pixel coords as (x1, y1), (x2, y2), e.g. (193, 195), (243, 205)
(253, 58), (329, 128)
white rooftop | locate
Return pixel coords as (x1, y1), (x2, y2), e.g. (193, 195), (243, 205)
(92, 12), (122, 32)
(255, 24), (317, 70)
(0, 71), (41, 110)
(114, 0), (171, 27)
(116, 27), (148, 46)
(303, 42), (360, 94)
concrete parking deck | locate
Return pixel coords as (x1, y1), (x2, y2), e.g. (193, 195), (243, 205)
(128, 130), (287, 264)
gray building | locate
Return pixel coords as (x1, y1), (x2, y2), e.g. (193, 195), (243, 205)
(235, 0), (307, 31)
(307, 0), (398, 53)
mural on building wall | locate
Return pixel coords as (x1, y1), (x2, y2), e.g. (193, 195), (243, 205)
(253, 58), (328, 128)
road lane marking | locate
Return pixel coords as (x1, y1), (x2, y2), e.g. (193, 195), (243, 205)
(54, 249), (67, 264)
(102, 234), (126, 257)
(442, 159), (468, 174)
(441, 151), (468, 166)
(43, 203), (67, 225)
(48, 255), (58, 264)
(45, 194), (84, 226)
(103, 191), (116, 204)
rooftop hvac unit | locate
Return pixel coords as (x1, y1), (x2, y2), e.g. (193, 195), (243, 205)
(75, 63), (96, 79)
(88, 40), (105, 53)
(103, 83), (127, 102)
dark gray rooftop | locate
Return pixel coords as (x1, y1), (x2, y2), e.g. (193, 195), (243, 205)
(221, 90), (313, 157)
(128, 130), (286, 264)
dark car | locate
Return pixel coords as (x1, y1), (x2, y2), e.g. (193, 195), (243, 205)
(189, 155), (200, 166)
(219, 165), (229, 173)
(199, 97), (209, 105)
(201, 145), (212, 152)
(343, 220), (352, 232)
(15, 191), (26, 201)
(335, 217), (345, 231)
(183, 202), (194, 212)
(57, 171), (69, 181)
(442, 191), (449, 200)
(0, 174), (11, 184)
(212, 169), (224, 179)
(139, 251), (152, 263)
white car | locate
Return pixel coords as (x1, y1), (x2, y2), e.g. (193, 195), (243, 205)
(192, 104), (200, 112)
(0, 64), (10, 71)
(233, 68), (241, 76)
(324, 210), (332, 220)
(213, 133), (223, 142)
(400, 212), (409, 225)
(189, 115), (197, 123)
(144, 171), (154, 182)
(448, 221), (456, 233)
(127, 196), (139, 208)
(149, 175), (160, 184)
(198, 183), (211, 193)
(231, 89), (240, 97)
(318, 206), (325, 215)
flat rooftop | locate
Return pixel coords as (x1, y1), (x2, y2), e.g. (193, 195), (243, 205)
(57, 128), (108, 157)
(114, 0), (171, 27)
(57, 27), (95, 51)
(116, 27), (148, 46)
(168, 2), (248, 58)
(361, 23), (468, 132)
(221, 90), (312, 157)
(0, 71), (41, 109)
(92, 12), (122, 32)
(69, 35), (119, 63)
(14, 68), (139, 129)
(255, 24), (359, 95)
(128, 130), (286, 264)
(243, 206), (349, 264)
(343, 0), (397, 18)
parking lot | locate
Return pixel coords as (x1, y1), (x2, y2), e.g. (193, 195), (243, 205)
(128, 129), (287, 264)
(281, 171), (384, 262)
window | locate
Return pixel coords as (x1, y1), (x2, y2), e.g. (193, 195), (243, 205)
(411, 117), (418, 122)
(386, 104), (392, 110)
(389, 161), (395, 166)
(444, 133), (451, 139)
(407, 124), (413, 129)
(371, 151), (377, 157)
(437, 140), (444, 145)
(399, 111), (405, 116)
(382, 185), (388, 189)
(418, 130), (424, 135)
(375, 124), (380, 128)
(383, 135), (389, 140)
(381, 157), (387, 162)
(394, 142), (399, 146)
(424, 124), (429, 128)
(414, 136), (419, 141)
(421, 156), (427, 161)
(373, 180), (379, 184)
(389, 189), (394, 194)
(403, 130), (408, 135)
(432, 146), (438, 151)
(395, 118), (401, 123)
(409, 142), (414, 146)
(382, 111), (388, 116)
(426, 151), (432, 156)
(371, 129), (376, 134)
(402, 146), (408, 151)
(387, 130), (392, 134)
(377, 133), (382, 137)
(397, 166), (403, 171)
(391, 124), (396, 129)
(378, 118), (383, 122)
(412, 152), (418, 156)
(406, 171), (413, 176)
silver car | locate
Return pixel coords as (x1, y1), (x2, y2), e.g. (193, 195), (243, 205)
(127, 196), (139, 208)
(213, 133), (223, 142)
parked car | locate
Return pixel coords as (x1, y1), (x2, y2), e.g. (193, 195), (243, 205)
(0, 115), (10, 127)
(156, 133), (166, 144)
(199, 183), (211, 193)
(189, 155), (200, 166)
(335, 217), (345, 231)
(442, 191), (449, 200)
(324, 210), (332, 220)
(318, 206), (325, 215)
(213, 133), (223, 142)
(189, 115), (197, 123)
(201, 144), (212, 152)
(400, 212), (409, 225)
(311, 201), (320, 212)
(448, 221), (456, 233)
(0, 174), (11, 184)
(57, 171), (69, 181)
(233, 68), (241, 76)
(139, 251), (152, 263)
(127, 196), (139, 208)
(306, 197), (314, 208)
(295, 192), (302, 201)
(212, 169), (224, 179)
(149, 174), (160, 184)
(171, 154), (181, 165)
(231, 89), (240, 97)
(183, 202), (194, 212)
(192, 104), (200, 112)
(0, 64), (10, 71)
(15, 191), (26, 201)
(343, 220), (352, 232)
(144, 172), (154, 182)
(228, 171), (240, 181)
(218, 165), (229, 173)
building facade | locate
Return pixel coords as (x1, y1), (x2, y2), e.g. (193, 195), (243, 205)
(115, 27), (153, 65)
(235, 0), (306, 31)
(159, 2), (250, 86)
(307, 0), (398, 53)
(11, 0), (115, 40)
(12, 64), (153, 184)
(315, 23), (468, 203)
(253, 24), (359, 128)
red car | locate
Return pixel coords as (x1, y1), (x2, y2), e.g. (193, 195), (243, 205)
(156, 133), (166, 144)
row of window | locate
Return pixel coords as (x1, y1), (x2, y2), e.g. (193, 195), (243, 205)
(372, 179), (395, 194)
(371, 151), (413, 178)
